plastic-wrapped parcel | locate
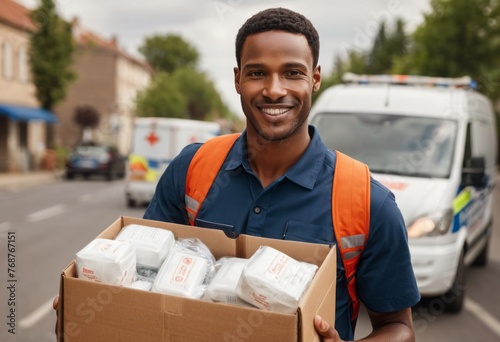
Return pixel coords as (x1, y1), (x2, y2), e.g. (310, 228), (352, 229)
(126, 280), (153, 291)
(76, 238), (136, 286)
(205, 257), (253, 307)
(236, 246), (318, 314)
(115, 224), (175, 270)
(152, 238), (215, 299)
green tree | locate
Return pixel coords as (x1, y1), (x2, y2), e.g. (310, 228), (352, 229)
(367, 19), (409, 74)
(407, 0), (500, 94)
(30, 0), (76, 110)
(171, 67), (231, 120)
(136, 33), (237, 122)
(139, 34), (199, 73)
(314, 18), (410, 103)
(74, 105), (100, 129)
(313, 50), (368, 103)
(73, 105), (100, 142)
(135, 72), (187, 118)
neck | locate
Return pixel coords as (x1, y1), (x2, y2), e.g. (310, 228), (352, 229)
(246, 127), (310, 188)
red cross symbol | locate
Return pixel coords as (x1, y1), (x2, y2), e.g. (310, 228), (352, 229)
(146, 131), (159, 146)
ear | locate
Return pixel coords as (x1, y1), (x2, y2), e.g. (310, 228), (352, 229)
(312, 65), (321, 92)
(234, 66), (241, 94)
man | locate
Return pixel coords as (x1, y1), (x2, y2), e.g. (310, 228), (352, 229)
(143, 7), (420, 342)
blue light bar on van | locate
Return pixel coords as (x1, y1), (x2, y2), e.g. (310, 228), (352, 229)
(342, 73), (476, 89)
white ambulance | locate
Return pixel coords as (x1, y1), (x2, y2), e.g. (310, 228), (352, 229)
(310, 73), (498, 312)
(125, 117), (220, 207)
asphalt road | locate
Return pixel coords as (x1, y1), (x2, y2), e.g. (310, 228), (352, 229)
(0, 177), (499, 341)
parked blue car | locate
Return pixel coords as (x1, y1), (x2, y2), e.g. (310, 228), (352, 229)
(65, 143), (126, 181)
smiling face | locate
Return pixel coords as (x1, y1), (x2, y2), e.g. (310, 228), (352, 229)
(234, 30), (321, 142)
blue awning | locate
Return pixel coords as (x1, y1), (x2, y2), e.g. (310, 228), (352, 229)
(0, 104), (58, 123)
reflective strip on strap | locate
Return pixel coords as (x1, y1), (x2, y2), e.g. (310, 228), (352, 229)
(187, 211), (196, 223)
(185, 195), (200, 213)
(344, 250), (361, 260)
(341, 234), (365, 249)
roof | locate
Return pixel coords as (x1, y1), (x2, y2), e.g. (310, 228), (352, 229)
(72, 17), (154, 73)
(0, 0), (37, 32)
(311, 83), (487, 119)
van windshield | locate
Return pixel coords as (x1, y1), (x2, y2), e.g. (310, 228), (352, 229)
(312, 113), (457, 178)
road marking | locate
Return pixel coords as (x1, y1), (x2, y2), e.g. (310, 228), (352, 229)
(19, 296), (56, 329)
(26, 204), (66, 222)
(465, 298), (500, 338)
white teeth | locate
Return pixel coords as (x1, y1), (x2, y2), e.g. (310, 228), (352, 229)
(261, 107), (290, 115)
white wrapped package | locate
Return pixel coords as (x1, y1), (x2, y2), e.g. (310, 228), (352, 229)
(152, 248), (209, 299)
(126, 280), (153, 291)
(205, 257), (253, 307)
(136, 265), (158, 283)
(115, 224), (175, 270)
(236, 246), (318, 314)
(76, 238), (136, 286)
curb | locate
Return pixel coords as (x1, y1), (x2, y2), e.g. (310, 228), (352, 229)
(0, 170), (63, 192)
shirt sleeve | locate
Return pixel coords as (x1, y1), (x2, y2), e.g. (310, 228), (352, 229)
(356, 179), (421, 312)
(143, 143), (201, 224)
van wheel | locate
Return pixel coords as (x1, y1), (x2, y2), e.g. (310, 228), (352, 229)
(444, 249), (466, 313)
(473, 239), (489, 267)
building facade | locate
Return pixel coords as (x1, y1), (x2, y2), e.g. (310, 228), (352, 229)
(0, 0), (57, 172)
(55, 18), (153, 155)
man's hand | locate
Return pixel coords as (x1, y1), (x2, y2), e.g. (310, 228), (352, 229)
(53, 295), (59, 336)
(314, 315), (344, 342)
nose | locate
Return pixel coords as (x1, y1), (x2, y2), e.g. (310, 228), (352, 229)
(262, 75), (287, 100)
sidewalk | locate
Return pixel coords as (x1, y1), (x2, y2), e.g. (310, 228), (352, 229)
(0, 170), (62, 191)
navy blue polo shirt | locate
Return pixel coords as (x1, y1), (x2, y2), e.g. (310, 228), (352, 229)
(144, 126), (420, 340)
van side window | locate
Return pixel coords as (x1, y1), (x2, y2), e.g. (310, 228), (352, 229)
(463, 123), (472, 167)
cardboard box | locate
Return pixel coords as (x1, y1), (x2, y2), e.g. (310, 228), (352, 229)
(58, 216), (336, 341)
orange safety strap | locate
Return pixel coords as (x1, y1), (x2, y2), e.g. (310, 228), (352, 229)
(185, 133), (241, 225)
(185, 137), (370, 322)
(332, 151), (370, 321)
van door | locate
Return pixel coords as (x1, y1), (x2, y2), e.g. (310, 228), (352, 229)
(460, 121), (493, 261)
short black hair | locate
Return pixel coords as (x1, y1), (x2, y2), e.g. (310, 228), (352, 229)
(235, 8), (320, 69)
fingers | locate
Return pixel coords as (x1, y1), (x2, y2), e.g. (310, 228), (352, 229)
(53, 295), (59, 336)
(53, 295), (59, 311)
(314, 315), (341, 342)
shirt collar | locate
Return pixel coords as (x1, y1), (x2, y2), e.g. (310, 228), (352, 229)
(225, 126), (327, 190)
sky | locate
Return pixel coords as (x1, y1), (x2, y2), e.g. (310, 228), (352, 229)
(18, 0), (432, 116)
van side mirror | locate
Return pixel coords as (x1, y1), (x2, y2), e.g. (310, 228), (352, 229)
(461, 156), (486, 187)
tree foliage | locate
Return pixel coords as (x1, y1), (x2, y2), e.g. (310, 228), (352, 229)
(135, 69), (232, 121)
(30, 0), (76, 110)
(135, 72), (187, 119)
(407, 0), (500, 96)
(314, 18), (410, 101)
(171, 67), (232, 121)
(367, 19), (408, 74)
(136, 33), (235, 122)
(73, 105), (100, 128)
(320, 1), (500, 99)
(139, 34), (199, 73)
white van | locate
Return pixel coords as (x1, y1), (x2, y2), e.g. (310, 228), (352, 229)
(125, 117), (220, 207)
(310, 73), (498, 312)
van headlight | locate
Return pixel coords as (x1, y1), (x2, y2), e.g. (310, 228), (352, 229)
(407, 209), (453, 238)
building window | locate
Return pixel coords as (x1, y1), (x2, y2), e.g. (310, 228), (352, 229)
(18, 46), (28, 82)
(2, 41), (13, 80)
